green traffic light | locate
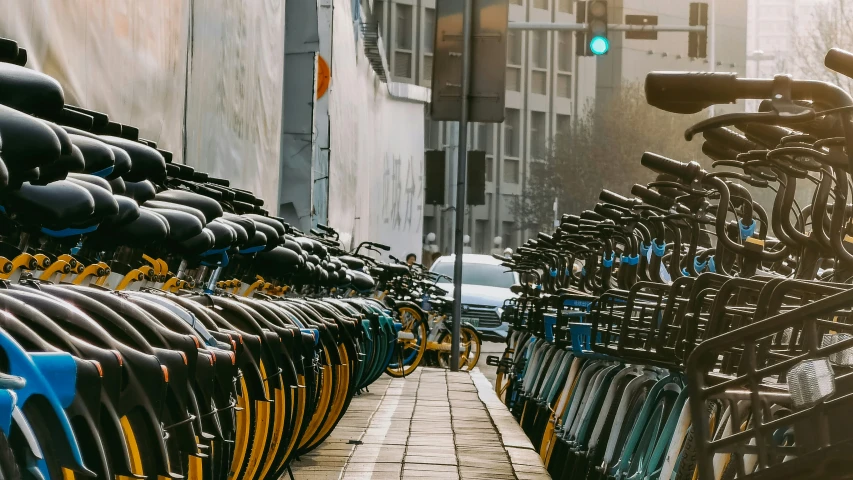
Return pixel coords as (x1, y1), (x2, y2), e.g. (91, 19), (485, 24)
(589, 36), (609, 55)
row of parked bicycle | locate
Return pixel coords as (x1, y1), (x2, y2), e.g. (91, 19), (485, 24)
(488, 47), (853, 480)
(0, 36), (449, 480)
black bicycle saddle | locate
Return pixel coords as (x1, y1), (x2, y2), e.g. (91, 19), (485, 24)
(122, 180), (156, 203)
(102, 207), (169, 248)
(0, 103), (61, 171)
(154, 189), (223, 223)
(0, 62), (64, 119)
(142, 200), (207, 226)
(66, 175), (119, 226)
(254, 246), (303, 276)
(141, 206), (203, 242)
(69, 134), (115, 175)
(5, 180), (95, 229)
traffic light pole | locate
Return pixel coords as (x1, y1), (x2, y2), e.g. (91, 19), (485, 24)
(451, 0), (473, 373)
(507, 22), (706, 32)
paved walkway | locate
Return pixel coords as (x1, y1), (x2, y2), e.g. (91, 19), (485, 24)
(290, 367), (550, 479)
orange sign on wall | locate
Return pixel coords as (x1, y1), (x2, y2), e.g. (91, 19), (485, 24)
(317, 55), (330, 99)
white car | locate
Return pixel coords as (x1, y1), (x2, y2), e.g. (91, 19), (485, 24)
(429, 254), (519, 341)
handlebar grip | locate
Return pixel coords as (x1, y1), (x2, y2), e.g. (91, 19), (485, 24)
(645, 71), (739, 114)
(702, 127), (757, 153)
(562, 214), (580, 225)
(581, 210), (606, 221)
(702, 141), (739, 161)
(641, 152), (703, 183)
(594, 203), (622, 221)
(631, 185), (675, 210)
(825, 48), (853, 80)
(599, 189), (634, 208)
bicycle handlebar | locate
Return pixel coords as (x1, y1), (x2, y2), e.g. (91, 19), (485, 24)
(641, 152), (704, 183)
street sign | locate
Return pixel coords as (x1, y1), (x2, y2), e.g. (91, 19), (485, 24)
(430, 0), (509, 123)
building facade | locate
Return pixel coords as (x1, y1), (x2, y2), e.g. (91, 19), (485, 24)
(370, 0), (747, 257)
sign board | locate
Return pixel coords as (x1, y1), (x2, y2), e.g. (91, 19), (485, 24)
(625, 15), (658, 40)
(430, 0), (509, 123)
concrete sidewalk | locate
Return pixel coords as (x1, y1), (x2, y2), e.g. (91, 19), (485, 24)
(290, 367), (550, 480)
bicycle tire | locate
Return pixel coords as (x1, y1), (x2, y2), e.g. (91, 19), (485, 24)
(385, 306), (427, 377)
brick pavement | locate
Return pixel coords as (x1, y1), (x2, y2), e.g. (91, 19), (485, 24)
(289, 367), (550, 480)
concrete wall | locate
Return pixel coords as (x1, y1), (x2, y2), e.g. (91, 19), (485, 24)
(328, 0), (425, 258)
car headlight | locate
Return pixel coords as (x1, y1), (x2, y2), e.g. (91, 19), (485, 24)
(496, 307), (504, 322)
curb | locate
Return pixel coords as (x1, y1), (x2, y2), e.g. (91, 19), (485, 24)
(470, 368), (552, 479)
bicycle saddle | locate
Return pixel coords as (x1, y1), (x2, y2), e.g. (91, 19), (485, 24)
(254, 246), (302, 275)
(250, 220), (280, 251)
(106, 145), (131, 179)
(122, 180), (156, 203)
(140, 206), (203, 242)
(222, 213), (257, 239)
(99, 194), (140, 228)
(143, 200), (207, 226)
(5, 180), (95, 229)
(66, 175), (119, 226)
(0, 62), (64, 119)
(102, 207), (169, 247)
(175, 228), (215, 256)
(0, 104), (61, 171)
(154, 189), (223, 223)
(68, 134), (115, 175)
(215, 218), (249, 246)
(349, 269), (376, 291)
(35, 143), (84, 184)
(205, 221), (237, 250)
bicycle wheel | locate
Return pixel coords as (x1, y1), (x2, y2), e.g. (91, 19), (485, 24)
(436, 326), (479, 371)
(385, 307), (427, 378)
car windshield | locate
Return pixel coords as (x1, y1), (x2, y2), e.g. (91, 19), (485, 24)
(431, 261), (515, 288)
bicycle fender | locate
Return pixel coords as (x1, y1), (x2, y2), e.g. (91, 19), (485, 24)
(0, 328), (91, 475)
(392, 301), (427, 321)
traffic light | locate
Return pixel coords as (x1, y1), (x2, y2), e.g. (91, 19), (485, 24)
(587, 1), (609, 55)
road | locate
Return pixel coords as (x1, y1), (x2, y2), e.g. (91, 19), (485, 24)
(477, 341), (506, 388)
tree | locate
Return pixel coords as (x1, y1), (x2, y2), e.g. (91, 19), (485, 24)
(511, 81), (705, 233)
(791, 0), (853, 92)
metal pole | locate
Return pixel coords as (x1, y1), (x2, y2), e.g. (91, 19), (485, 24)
(507, 22), (706, 32)
(451, 0), (473, 373)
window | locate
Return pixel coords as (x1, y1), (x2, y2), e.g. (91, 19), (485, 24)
(486, 156), (494, 182)
(507, 30), (522, 66)
(504, 159), (520, 184)
(557, 74), (571, 98)
(507, 68), (521, 91)
(422, 7), (435, 81)
(531, 31), (547, 69)
(556, 114), (571, 137)
(374, 0), (384, 30)
(475, 220), (488, 253)
(423, 8), (435, 54)
(531, 71), (546, 94)
(504, 109), (520, 157)
(558, 31), (572, 72)
(478, 123), (493, 154)
(395, 4), (412, 49)
(430, 261), (516, 288)
(530, 111), (547, 159)
(425, 119), (441, 150)
(502, 220), (516, 250)
(533, 0), (547, 9)
(558, 0), (572, 13)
